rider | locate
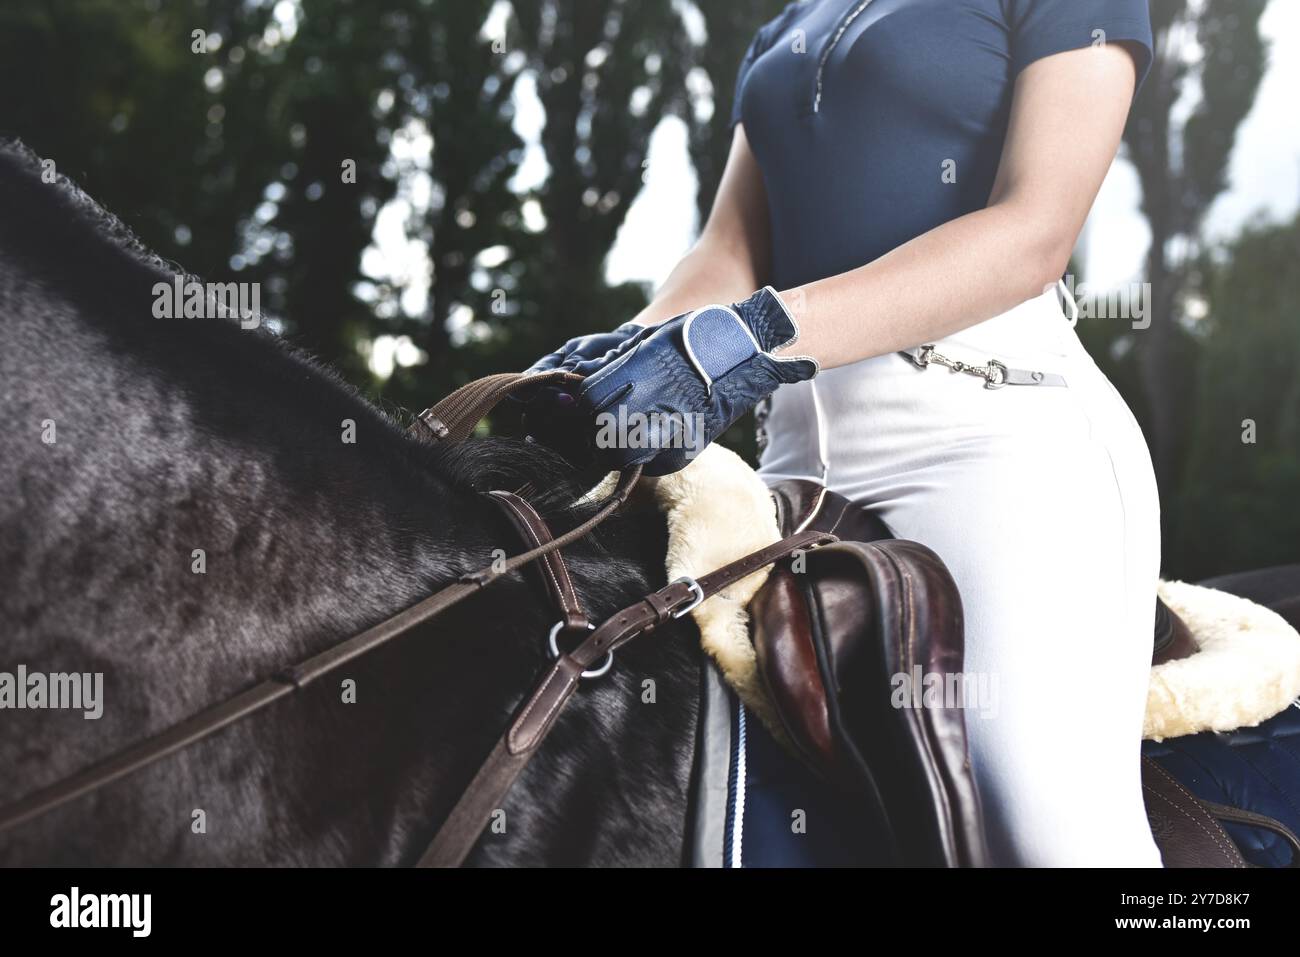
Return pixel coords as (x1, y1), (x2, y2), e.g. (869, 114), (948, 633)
(521, 0), (1159, 868)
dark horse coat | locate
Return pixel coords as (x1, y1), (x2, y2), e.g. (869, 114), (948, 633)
(0, 140), (700, 866)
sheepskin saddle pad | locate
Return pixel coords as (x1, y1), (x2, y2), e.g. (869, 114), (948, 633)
(589, 443), (1300, 743)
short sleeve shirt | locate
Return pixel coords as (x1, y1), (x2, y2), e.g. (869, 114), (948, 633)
(729, 0), (1154, 289)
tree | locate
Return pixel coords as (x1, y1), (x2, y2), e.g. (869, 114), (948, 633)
(501, 0), (688, 373)
(0, 0), (281, 286)
(688, 0), (789, 225)
(375, 0), (529, 410)
(1123, 0), (1268, 500)
(1174, 214), (1300, 578)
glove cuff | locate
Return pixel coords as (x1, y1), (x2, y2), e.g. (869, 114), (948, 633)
(736, 286), (819, 381)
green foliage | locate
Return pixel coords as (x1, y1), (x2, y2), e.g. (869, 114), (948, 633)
(1174, 217), (1300, 578)
(1113, 0), (1276, 576)
(688, 0), (790, 222)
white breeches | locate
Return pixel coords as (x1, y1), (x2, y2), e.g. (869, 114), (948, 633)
(758, 286), (1163, 867)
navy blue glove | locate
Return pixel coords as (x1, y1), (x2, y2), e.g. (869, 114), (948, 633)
(576, 286), (818, 475)
(518, 322), (651, 456)
(525, 322), (650, 377)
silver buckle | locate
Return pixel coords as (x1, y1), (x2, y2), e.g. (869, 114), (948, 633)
(670, 576), (705, 618)
(983, 360), (1008, 389)
(547, 621), (612, 679)
(908, 345), (935, 369)
(909, 346), (1016, 389)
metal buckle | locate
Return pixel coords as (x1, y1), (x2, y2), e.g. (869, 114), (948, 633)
(547, 621), (612, 679)
(670, 576), (705, 618)
(416, 410), (450, 440)
(910, 346), (1016, 389)
(908, 345), (935, 369)
(983, 360), (1008, 390)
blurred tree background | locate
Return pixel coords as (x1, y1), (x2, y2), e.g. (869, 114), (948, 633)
(0, 0), (1294, 580)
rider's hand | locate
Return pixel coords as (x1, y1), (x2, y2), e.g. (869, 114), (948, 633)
(524, 322), (651, 378)
(572, 286), (818, 475)
(519, 322), (652, 462)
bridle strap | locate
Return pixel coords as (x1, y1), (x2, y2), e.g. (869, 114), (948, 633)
(415, 370), (582, 443)
(416, 528), (838, 868)
(0, 475), (637, 835)
(0, 370), (627, 836)
(487, 490), (590, 632)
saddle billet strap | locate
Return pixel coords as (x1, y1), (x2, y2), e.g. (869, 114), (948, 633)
(417, 527), (839, 868)
(486, 489), (589, 632)
(899, 346), (1067, 389)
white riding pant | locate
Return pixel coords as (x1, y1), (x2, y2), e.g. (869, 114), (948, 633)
(758, 286), (1163, 867)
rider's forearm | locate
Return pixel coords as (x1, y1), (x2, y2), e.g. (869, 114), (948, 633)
(773, 200), (1068, 369)
(627, 234), (764, 328)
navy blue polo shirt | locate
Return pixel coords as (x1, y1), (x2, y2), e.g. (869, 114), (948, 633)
(730, 0), (1154, 289)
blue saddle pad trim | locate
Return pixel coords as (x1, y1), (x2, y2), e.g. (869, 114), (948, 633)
(1142, 702), (1300, 867)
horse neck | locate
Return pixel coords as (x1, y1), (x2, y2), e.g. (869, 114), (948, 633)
(0, 147), (697, 866)
(2, 280), (484, 643)
(0, 173), (512, 811)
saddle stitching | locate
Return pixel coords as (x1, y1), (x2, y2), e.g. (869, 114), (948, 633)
(1145, 762), (1245, 864)
(508, 664), (573, 755)
(489, 490), (584, 624)
(1140, 784), (1244, 867)
(822, 500), (851, 538)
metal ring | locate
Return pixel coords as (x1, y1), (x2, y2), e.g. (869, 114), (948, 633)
(669, 576), (705, 619)
(547, 621), (612, 679)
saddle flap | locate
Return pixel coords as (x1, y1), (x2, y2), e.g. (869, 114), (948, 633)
(749, 536), (991, 867)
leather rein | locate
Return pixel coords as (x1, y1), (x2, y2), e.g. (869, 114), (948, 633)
(0, 371), (834, 866)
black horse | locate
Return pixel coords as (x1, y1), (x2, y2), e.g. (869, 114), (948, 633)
(0, 140), (702, 866)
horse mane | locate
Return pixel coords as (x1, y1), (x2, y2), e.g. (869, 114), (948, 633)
(0, 137), (185, 279)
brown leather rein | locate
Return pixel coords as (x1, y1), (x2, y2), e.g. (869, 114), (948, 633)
(0, 371), (835, 866)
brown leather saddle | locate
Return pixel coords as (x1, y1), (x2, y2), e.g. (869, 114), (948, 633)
(748, 479), (990, 866)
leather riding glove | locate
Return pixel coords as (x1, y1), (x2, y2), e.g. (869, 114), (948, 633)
(525, 322), (650, 377)
(519, 321), (653, 460)
(575, 286), (818, 475)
